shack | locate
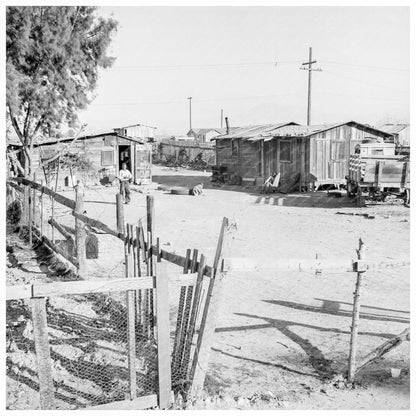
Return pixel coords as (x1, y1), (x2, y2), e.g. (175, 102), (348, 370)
(26, 130), (152, 187)
(214, 121), (394, 189)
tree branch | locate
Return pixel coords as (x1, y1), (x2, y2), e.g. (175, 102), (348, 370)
(41, 124), (87, 164)
(23, 104), (31, 139)
(7, 105), (25, 146)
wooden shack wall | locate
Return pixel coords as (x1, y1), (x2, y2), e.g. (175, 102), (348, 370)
(239, 140), (261, 178)
(30, 135), (147, 187)
(215, 139), (235, 173)
(308, 124), (390, 184)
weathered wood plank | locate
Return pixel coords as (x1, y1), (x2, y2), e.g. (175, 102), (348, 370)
(6, 274), (198, 300)
(87, 394), (159, 410)
(155, 262), (172, 409)
(356, 327), (410, 375)
(40, 233), (79, 268)
(31, 297), (55, 409)
(8, 177), (76, 209)
(48, 218), (74, 242)
(223, 257), (409, 273)
(72, 211), (121, 239)
(189, 217), (229, 398)
(125, 231), (137, 400)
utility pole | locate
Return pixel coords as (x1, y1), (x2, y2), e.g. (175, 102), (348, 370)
(300, 47), (322, 125)
(188, 97), (192, 131)
(221, 109), (224, 129)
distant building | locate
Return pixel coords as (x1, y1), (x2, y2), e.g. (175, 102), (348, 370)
(377, 123), (410, 146)
(187, 128), (227, 142)
(114, 123), (157, 142)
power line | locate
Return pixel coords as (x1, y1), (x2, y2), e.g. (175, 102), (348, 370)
(108, 59), (409, 72)
(92, 91), (305, 107)
(110, 60), (299, 71)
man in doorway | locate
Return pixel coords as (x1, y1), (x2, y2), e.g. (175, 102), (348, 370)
(119, 162), (132, 204)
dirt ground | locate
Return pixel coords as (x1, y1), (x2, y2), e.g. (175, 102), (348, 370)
(7, 165), (410, 410)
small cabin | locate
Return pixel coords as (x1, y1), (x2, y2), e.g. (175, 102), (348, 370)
(214, 121), (394, 189)
(29, 131), (152, 187)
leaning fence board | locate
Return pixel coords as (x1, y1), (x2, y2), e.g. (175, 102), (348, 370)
(181, 255), (206, 379)
(48, 218), (74, 242)
(356, 327), (410, 375)
(40, 232), (79, 268)
(31, 297), (55, 410)
(8, 178), (76, 209)
(72, 211), (121, 239)
(7, 273), (198, 300)
(87, 394), (159, 410)
(189, 217), (229, 398)
(7, 181), (23, 193)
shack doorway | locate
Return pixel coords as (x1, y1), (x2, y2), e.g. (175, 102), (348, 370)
(118, 145), (132, 172)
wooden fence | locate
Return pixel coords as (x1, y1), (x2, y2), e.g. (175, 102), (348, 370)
(6, 177), (230, 409)
(224, 240), (410, 383)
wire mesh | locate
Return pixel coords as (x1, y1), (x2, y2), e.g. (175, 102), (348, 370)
(6, 290), (159, 410)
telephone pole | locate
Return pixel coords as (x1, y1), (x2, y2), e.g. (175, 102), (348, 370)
(300, 47), (322, 125)
(188, 97), (192, 130)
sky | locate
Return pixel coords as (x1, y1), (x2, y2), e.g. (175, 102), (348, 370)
(78, 6), (410, 136)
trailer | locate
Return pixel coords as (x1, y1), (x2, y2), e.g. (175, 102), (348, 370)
(347, 153), (410, 206)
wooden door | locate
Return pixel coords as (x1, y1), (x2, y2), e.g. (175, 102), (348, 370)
(329, 140), (346, 180)
(316, 139), (330, 180)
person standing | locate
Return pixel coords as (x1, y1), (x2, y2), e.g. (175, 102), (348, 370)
(119, 162), (132, 204)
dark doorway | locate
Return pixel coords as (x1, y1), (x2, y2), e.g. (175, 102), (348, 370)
(118, 145), (131, 172)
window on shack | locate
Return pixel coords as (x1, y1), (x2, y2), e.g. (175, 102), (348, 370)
(279, 140), (291, 162)
(101, 150), (114, 166)
(231, 139), (239, 157)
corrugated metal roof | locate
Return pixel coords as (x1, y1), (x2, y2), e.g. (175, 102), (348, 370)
(376, 123), (410, 135)
(31, 131), (145, 147)
(214, 122), (299, 141)
(263, 123), (340, 139)
(262, 121), (395, 140)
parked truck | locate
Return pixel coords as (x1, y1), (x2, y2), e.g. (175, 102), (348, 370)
(347, 140), (410, 206)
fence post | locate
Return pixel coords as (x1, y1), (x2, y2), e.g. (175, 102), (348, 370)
(21, 184), (30, 229)
(31, 173), (37, 241)
(348, 238), (367, 383)
(75, 182), (86, 277)
(40, 180), (44, 237)
(28, 183), (33, 246)
(155, 261), (172, 409)
(116, 193), (125, 235)
(31, 297), (55, 409)
(147, 195), (156, 337)
(124, 224), (137, 400)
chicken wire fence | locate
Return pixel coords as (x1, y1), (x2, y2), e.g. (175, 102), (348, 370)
(6, 290), (158, 410)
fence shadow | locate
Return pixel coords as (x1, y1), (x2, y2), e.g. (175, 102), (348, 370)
(264, 299), (410, 324)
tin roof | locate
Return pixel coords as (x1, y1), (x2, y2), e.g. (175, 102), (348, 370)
(263, 121), (395, 140)
(214, 122), (299, 141)
(7, 131), (146, 148)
